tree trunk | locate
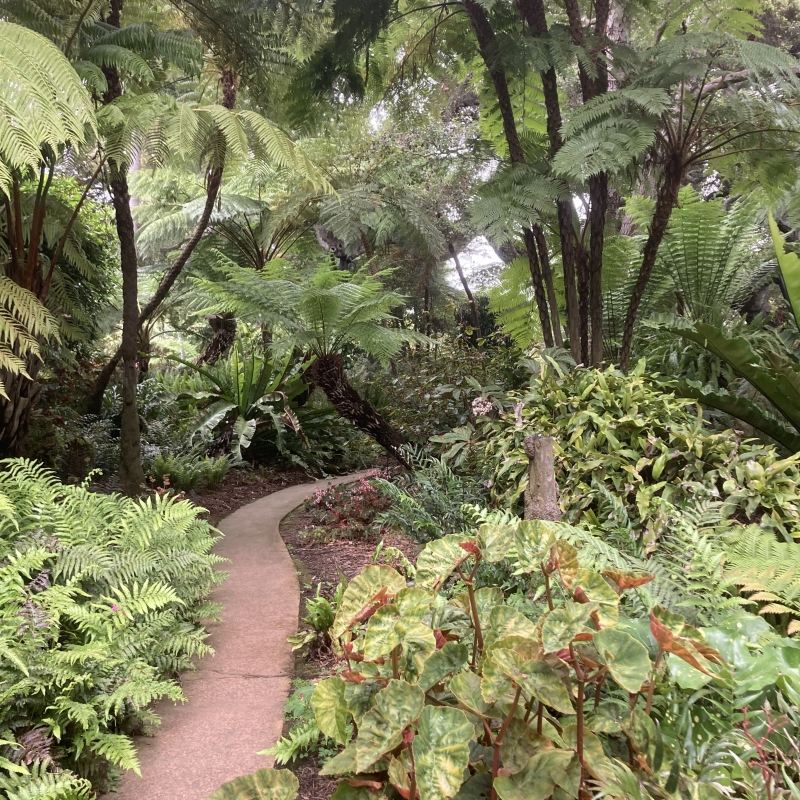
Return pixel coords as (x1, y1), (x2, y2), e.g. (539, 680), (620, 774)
(308, 354), (408, 467)
(619, 160), (683, 372)
(463, 0), (558, 348)
(516, 0), (583, 362)
(196, 313), (237, 366)
(523, 435), (562, 521)
(109, 170), (147, 493)
(0, 356), (43, 456)
(87, 68), (239, 415)
(588, 172), (607, 365)
(533, 227), (563, 347)
(100, 0), (145, 493)
(523, 229), (554, 347)
(449, 244), (481, 334)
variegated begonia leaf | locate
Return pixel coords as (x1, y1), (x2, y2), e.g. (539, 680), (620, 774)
(513, 521), (557, 573)
(415, 534), (476, 591)
(450, 587), (504, 634)
(571, 569), (619, 626)
(493, 749), (580, 800)
(500, 718), (554, 774)
(312, 676), (350, 744)
(593, 628), (651, 693)
(355, 680), (424, 772)
(208, 768), (299, 800)
(541, 602), (596, 653)
(449, 670), (494, 718)
(413, 706), (474, 800)
(418, 642), (469, 692)
(331, 566), (407, 640)
(477, 523), (517, 563)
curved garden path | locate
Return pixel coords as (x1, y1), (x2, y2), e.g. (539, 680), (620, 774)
(110, 473), (365, 800)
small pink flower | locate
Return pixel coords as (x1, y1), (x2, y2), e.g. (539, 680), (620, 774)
(111, 604), (119, 612)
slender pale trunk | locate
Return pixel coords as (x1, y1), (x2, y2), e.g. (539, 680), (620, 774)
(449, 243), (481, 333)
(87, 69), (239, 416)
(516, 0), (583, 361)
(110, 172), (146, 492)
(101, 0), (145, 493)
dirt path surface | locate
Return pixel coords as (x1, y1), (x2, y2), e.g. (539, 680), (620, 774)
(109, 474), (365, 800)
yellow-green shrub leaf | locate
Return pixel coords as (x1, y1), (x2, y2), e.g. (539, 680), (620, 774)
(513, 521), (557, 573)
(594, 628), (651, 693)
(413, 706), (473, 800)
(207, 767), (299, 800)
(418, 642), (469, 692)
(478, 523), (516, 562)
(416, 534), (474, 591)
(450, 670), (493, 717)
(320, 743), (358, 776)
(312, 677), (350, 745)
(355, 680), (424, 772)
(541, 602), (595, 653)
(331, 566), (406, 640)
(493, 750), (579, 800)
(363, 605), (401, 661)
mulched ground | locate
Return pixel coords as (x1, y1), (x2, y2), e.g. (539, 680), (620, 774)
(193, 466), (310, 526)
(279, 493), (419, 800)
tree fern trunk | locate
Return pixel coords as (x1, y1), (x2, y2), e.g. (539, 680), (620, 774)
(102, 0), (146, 494)
(619, 160), (683, 372)
(308, 354), (408, 467)
(588, 174), (607, 366)
(87, 68), (238, 416)
(517, 0), (583, 362)
(0, 356), (42, 456)
(463, 0), (557, 349)
(523, 229), (554, 347)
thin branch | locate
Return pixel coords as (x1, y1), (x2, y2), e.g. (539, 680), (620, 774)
(64, 0), (96, 56)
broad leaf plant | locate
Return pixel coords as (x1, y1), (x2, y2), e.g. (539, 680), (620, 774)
(302, 519), (725, 800)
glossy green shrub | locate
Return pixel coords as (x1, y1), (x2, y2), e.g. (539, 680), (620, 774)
(0, 459), (225, 796)
(434, 360), (800, 545)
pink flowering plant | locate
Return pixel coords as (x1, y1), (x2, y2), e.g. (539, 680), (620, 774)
(305, 470), (393, 541)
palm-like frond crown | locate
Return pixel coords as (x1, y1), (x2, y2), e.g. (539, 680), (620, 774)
(0, 22), (96, 194)
(0, 278), (59, 398)
(193, 254), (426, 363)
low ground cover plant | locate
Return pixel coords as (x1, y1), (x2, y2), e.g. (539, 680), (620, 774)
(0, 460), (225, 797)
(233, 516), (800, 798)
(304, 472), (394, 542)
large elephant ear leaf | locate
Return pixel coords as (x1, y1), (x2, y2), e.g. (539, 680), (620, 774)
(355, 680), (425, 773)
(207, 767), (299, 800)
(594, 628), (652, 693)
(313, 677), (350, 745)
(770, 212), (800, 328)
(415, 534), (475, 591)
(412, 706), (474, 800)
(331, 566), (407, 640)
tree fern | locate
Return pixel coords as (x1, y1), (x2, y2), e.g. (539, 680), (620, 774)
(487, 255), (543, 350)
(0, 22), (96, 193)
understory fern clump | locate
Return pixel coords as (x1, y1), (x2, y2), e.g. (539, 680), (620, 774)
(261, 680), (345, 765)
(0, 459), (226, 797)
